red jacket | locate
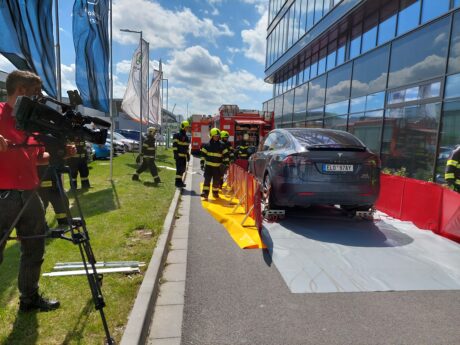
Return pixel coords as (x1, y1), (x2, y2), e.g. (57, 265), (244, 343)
(0, 102), (43, 190)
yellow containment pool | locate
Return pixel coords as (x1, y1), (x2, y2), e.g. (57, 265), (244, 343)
(200, 183), (265, 249)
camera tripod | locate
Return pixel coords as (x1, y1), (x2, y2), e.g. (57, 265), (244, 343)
(0, 146), (115, 344)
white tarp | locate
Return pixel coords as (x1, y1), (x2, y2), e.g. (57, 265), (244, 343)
(121, 38), (149, 123)
(262, 210), (460, 293)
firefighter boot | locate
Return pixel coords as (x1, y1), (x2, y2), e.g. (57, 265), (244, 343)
(213, 192), (219, 199)
(132, 174), (140, 181)
(81, 180), (91, 190)
(200, 192), (208, 201)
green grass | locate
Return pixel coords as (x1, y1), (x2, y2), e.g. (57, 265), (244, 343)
(0, 148), (177, 345)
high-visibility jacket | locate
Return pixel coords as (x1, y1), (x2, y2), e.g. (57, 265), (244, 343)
(222, 140), (234, 163)
(235, 144), (251, 160)
(141, 134), (156, 158)
(173, 130), (190, 159)
(200, 139), (229, 168)
(445, 145), (460, 192)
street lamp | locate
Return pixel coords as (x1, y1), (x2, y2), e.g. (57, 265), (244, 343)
(120, 28), (144, 153)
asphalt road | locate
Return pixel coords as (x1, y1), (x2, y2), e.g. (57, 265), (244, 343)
(181, 159), (460, 345)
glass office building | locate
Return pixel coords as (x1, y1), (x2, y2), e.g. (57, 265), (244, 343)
(263, 0), (460, 181)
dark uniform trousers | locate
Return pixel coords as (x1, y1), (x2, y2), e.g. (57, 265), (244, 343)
(201, 140), (229, 197)
(175, 157), (187, 185)
(173, 130), (190, 187)
(68, 140), (90, 189)
(0, 190), (46, 303)
(203, 165), (222, 196)
(37, 166), (69, 225)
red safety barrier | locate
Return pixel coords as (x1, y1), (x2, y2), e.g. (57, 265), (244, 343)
(376, 174), (460, 243)
(439, 189), (460, 242)
(234, 159), (249, 171)
(400, 179), (443, 232)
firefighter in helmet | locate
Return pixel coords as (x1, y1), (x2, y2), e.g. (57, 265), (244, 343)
(200, 128), (229, 200)
(219, 130), (234, 188)
(445, 145), (460, 193)
(132, 127), (161, 184)
(173, 121), (191, 188)
(68, 137), (90, 189)
(235, 133), (252, 160)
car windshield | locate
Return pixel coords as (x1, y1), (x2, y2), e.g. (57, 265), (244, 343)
(287, 129), (366, 151)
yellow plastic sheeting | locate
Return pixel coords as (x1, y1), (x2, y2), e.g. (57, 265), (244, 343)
(200, 184), (265, 249)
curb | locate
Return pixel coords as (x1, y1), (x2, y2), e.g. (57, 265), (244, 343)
(120, 167), (185, 345)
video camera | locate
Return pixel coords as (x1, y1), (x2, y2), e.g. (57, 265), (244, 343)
(13, 95), (110, 145)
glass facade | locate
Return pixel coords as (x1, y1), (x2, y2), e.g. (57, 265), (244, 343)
(265, 0), (460, 181)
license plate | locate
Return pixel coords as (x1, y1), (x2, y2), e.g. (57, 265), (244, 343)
(323, 164), (354, 172)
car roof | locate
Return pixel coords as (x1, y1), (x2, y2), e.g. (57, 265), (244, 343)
(274, 128), (366, 148)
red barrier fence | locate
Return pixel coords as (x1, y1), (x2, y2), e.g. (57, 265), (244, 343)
(375, 174), (460, 242)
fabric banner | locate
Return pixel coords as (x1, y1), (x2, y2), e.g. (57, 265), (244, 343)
(121, 39), (149, 123)
(0, 0), (57, 97)
(73, 0), (109, 112)
(148, 66), (162, 125)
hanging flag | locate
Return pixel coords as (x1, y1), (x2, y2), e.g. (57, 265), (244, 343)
(148, 64), (162, 125)
(121, 39), (149, 123)
(0, 0), (57, 97)
(73, 0), (109, 112)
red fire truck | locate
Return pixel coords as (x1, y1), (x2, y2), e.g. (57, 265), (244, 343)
(213, 104), (274, 149)
(191, 114), (213, 155)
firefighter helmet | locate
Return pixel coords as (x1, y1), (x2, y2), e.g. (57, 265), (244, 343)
(210, 127), (221, 137)
(220, 130), (229, 139)
(147, 127), (156, 135)
(181, 120), (190, 129)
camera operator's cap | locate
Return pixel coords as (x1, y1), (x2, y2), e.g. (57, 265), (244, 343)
(147, 127), (156, 134)
(181, 120), (190, 129)
(220, 130), (229, 139)
(210, 127), (220, 137)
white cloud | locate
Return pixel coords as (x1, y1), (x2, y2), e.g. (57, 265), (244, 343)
(159, 45), (271, 115)
(112, 0), (233, 49)
(241, 10), (267, 65)
(241, 0), (267, 15)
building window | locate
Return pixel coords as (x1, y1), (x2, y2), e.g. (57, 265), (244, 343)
(397, 0), (421, 36)
(306, 0), (315, 32)
(421, 0), (449, 24)
(351, 45), (390, 98)
(326, 62), (352, 103)
(448, 12), (460, 74)
(378, 0), (398, 45)
(348, 110), (384, 154)
(293, 83), (308, 125)
(307, 75), (327, 109)
(436, 100), (460, 181)
(274, 94), (284, 127)
(282, 89), (295, 126)
(387, 80), (441, 105)
(445, 73), (460, 99)
(388, 17), (449, 89)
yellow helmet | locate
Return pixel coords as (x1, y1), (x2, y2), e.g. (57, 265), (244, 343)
(210, 127), (220, 137)
(181, 120), (190, 129)
(147, 127), (156, 135)
(220, 130), (229, 139)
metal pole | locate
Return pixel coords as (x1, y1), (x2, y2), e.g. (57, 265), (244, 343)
(54, 0), (62, 101)
(109, 0), (114, 181)
(139, 32), (143, 154)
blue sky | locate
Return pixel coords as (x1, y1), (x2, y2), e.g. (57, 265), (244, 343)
(0, 0), (272, 117)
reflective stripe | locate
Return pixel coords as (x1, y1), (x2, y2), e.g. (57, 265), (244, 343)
(178, 153), (188, 157)
(456, 179), (460, 185)
(144, 155), (155, 158)
(175, 175), (182, 178)
(40, 181), (53, 187)
(172, 147), (178, 151)
(201, 148), (208, 154)
(222, 148), (228, 154)
(447, 159), (458, 167)
(207, 152), (223, 158)
(81, 177), (89, 181)
(205, 161), (221, 167)
(55, 213), (66, 219)
(202, 186), (210, 191)
(445, 173), (455, 179)
(177, 142), (189, 146)
(173, 139), (179, 143)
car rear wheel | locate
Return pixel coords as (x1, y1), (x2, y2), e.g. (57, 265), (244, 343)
(262, 174), (276, 215)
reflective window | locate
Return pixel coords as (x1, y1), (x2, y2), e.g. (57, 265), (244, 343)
(296, 0), (304, 39)
(456, 0), (460, 8)
(436, 101), (460, 181)
(421, 0), (449, 24)
(307, 75), (326, 109)
(282, 89), (295, 126)
(352, 45), (390, 98)
(381, 102), (441, 179)
(397, 0), (420, 36)
(310, 60), (318, 79)
(325, 100), (349, 116)
(326, 62), (352, 103)
(307, 106), (324, 122)
(306, 119), (324, 128)
(387, 81), (441, 104)
(348, 110), (383, 153)
(389, 17), (449, 89)
(362, 27), (377, 53)
(314, 0), (323, 24)
(379, 0), (398, 45)
(306, 0), (315, 32)
(293, 84), (308, 123)
(336, 45), (346, 65)
(445, 73), (460, 99)
(318, 56), (327, 75)
(448, 12), (460, 74)
(303, 63), (311, 82)
(350, 96), (366, 113)
(349, 35), (362, 59)
(274, 94), (284, 127)
(324, 115), (348, 130)
(366, 92), (386, 110)
(326, 51), (336, 71)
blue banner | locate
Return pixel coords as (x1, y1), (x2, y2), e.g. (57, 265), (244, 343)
(73, 0), (109, 112)
(0, 0), (57, 97)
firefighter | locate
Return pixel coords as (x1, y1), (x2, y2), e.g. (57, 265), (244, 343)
(68, 137), (90, 189)
(200, 128), (229, 200)
(132, 127), (161, 184)
(235, 133), (252, 160)
(445, 145), (460, 192)
(219, 130), (233, 188)
(173, 121), (191, 188)
(37, 165), (69, 227)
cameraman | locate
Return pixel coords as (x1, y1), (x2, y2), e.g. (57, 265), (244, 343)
(0, 70), (62, 312)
